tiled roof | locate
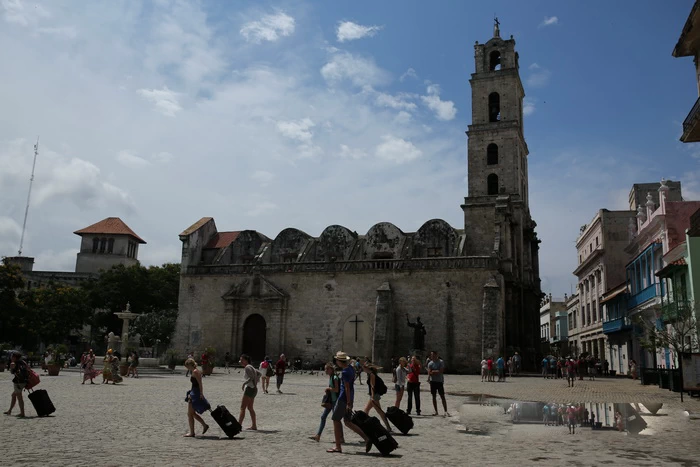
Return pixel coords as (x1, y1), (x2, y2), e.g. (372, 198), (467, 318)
(180, 217), (214, 237)
(205, 231), (241, 249)
(74, 217), (146, 243)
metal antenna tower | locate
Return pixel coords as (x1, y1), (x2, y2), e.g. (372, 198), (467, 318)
(18, 137), (39, 256)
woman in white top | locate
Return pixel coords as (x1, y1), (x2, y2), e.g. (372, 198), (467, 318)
(239, 354), (258, 430)
(394, 357), (409, 408)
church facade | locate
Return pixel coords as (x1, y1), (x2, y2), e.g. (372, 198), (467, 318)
(173, 24), (542, 372)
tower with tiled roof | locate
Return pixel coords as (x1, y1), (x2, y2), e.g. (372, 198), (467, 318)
(74, 217), (146, 273)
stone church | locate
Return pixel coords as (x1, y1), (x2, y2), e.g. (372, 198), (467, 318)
(173, 23), (542, 372)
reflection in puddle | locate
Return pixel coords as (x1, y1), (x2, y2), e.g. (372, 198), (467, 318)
(461, 394), (660, 435)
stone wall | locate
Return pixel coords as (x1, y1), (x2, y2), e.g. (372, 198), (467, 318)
(173, 267), (500, 372)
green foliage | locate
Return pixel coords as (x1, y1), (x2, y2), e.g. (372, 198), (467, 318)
(132, 308), (178, 347)
(165, 349), (180, 367)
(48, 344), (69, 366)
(0, 260), (25, 344)
(635, 300), (699, 357)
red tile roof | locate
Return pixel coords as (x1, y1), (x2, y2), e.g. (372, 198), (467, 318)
(205, 231), (240, 249)
(74, 217), (146, 244)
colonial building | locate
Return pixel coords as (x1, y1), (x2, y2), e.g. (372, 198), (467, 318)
(173, 22), (543, 372)
(4, 217), (145, 288)
(566, 292), (580, 356)
(672, 0), (700, 143)
(573, 208), (637, 362)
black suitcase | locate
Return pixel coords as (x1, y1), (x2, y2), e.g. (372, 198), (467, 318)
(386, 406), (413, 435)
(351, 411), (398, 456)
(210, 405), (242, 438)
(28, 389), (55, 417)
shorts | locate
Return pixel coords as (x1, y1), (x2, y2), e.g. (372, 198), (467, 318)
(13, 383), (25, 394)
(244, 386), (258, 399)
(481, 368), (487, 376)
(394, 384), (404, 392)
(331, 399), (349, 422)
(371, 393), (382, 402)
(429, 381), (445, 396)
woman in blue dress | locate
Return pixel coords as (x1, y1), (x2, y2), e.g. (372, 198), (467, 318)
(184, 358), (210, 437)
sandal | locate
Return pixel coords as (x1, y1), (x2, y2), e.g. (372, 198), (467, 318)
(183, 433), (195, 437)
(327, 448), (342, 453)
(3, 411), (11, 416)
(308, 436), (320, 442)
(202, 424), (209, 435)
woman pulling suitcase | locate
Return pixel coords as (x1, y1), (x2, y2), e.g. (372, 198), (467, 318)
(183, 358), (210, 437)
(362, 362), (392, 432)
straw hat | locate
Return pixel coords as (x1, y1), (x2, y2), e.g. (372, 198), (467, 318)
(334, 351), (350, 361)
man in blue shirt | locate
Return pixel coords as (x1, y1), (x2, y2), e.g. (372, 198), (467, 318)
(328, 351), (370, 454)
(427, 351), (449, 417)
(496, 356), (505, 382)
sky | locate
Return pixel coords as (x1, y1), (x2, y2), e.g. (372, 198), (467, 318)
(0, 0), (698, 296)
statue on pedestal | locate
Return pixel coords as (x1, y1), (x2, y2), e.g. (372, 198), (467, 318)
(406, 314), (426, 351)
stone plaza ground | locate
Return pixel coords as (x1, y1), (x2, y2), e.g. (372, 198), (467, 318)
(2, 368), (699, 466)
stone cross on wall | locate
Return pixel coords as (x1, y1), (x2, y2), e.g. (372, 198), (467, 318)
(349, 315), (364, 342)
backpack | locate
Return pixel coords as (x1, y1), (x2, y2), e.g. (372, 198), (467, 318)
(374, 374), (387, 395)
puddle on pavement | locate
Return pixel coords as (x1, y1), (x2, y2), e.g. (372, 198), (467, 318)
(459, 394), (666, 435)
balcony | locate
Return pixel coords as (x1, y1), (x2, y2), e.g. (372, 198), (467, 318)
(602, 316), (633, 334)
(660, 300), (693, 322)
(681, 96), (700, 143)
(627, 284), (660, 309)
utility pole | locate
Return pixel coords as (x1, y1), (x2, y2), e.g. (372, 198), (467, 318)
(18, 137), (39, 256)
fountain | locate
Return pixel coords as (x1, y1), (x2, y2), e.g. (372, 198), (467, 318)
(114, 302), (140, 355)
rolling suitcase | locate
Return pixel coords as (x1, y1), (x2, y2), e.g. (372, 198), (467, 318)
(28, 389), (55, 417)
(351, 410), (398, 456)
(210, 405), (242, 438)
(386, 406), (413, 435)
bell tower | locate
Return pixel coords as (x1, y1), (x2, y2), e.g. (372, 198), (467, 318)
(462, 19), (542, 362)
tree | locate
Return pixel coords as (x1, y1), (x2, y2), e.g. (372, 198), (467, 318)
(19, 283), (93, 346)
(131, 308), (178, 348)
(636, 300), (698, 402)
(0, 260), (26, 345)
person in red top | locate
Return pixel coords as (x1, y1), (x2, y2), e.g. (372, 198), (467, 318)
(486, 357), (494, 382)
(566, 405), (577, 434)
(275, 354), (286, 394)
(405, 355), (421, 415)
(566, 359), (576, 387)
(200, 352), (209, 378)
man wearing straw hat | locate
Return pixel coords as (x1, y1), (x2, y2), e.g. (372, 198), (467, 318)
(327, 351), (370, 454)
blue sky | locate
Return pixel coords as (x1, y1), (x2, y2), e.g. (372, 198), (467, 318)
(0, 0), (697, 297)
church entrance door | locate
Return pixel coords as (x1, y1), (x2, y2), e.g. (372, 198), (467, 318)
(342, 314), (372, 359)
(242, 314), (266, 363)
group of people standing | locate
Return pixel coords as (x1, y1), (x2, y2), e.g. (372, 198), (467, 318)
(541, 355), (612, 385)
(480, 354), (520, 382)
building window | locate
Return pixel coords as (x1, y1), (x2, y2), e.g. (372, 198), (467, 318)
(92, 238), (99, 253)
(487, 143), (498, 165)
(593, 301), (597, 322)
(489, 50), (501, 71)
(587, 304), (591, 324)
(487, 174), (499, 195)
(488, 92), (501, 122)
(427, 247), (442, 257)
(107, 238), (114, 254)
(99, 237), (107, 253)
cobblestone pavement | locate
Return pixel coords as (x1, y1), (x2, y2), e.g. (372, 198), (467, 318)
(1, 369), (699, 466)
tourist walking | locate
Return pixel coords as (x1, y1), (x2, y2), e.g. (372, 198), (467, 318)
(394, 357), (408, 408)
(260, 356), (273, 394)
(406, 355), (422, 416)
(480, 358), (488, 382)
(428, 351), (449, 416)
(566, 358), (576, 387)
(224, 352), (232, 374)
(327, 351), (370, 454)
(310, 363), (340, 442)
(82, 349), (100, 384)
(567, 405), (577, 434)
(363, 362), (392, 431)
(183, 358), (209, 437)
(4, 352), (27, 417)
(102, 349), (114, 383)
(128, 351), (139, 378)
(239, 354), (259, 430)
(275, 354), (286, 394)
(110, 352), (123, 384)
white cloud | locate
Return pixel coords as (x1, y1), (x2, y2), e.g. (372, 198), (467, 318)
(338, 144), (367, 159)
(400, 68), (418, 82)
(246, 200), (278, 217)
(0, 216), (21, 255)
(526, 64), (551, 88)
(321, 51), (391, 88)
(336, 21), (382, 42)
(1, 0), (49, 27)
(250, 170), (275, 186)
(523, 97), (536, 116)
(37, 26), (77, 38)
(539, 16), (559, 28)
(420, 84), (457, 121)
(137, 87), (182, 117)
(375, 135), (422, 164)
(276, 118), (315, 143)
(116, 150), (151, 169)
(34, 248), (77, 271)
(240, 11), (295, 44)
(151, 151), (173, 163)
(375, 91), (417, 111)
(394, 111), (412, 125)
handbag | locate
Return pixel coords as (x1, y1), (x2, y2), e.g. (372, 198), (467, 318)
(321, 392), (332, 409)
(24, 366), (40, 391)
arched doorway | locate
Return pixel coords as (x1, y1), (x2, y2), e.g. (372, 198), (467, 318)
(242, 314), (266, 363)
